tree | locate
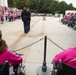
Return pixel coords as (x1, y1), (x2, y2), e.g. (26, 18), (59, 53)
(8, 0), (14, 7)
(49, 0), (59, 14)
(8, 0), (76, 13)
(58, 1), (68, 14)
(67, 3), (74, 10)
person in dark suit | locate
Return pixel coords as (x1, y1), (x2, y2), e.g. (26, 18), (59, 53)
(27, 8), (31, 31)
(21, 7), (31, 33)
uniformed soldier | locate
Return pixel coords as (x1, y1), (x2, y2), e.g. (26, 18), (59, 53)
(21, 7), (31, 33)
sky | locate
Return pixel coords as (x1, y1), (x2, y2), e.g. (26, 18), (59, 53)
(59, 0), (76, 7)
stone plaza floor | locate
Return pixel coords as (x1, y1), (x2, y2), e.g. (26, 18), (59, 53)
(0, 16), (76, 75)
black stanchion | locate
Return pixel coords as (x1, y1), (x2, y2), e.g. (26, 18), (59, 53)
(43, 16), (46, 20)
(36, 36), (51, 75)
(43, 13), (46, 20)
(42, 36), (47, 72)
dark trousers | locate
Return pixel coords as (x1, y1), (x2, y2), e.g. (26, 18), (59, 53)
(23, 21), (29, 33)
(28, 21), (30, 31)
(1, 17), (4, 23)
(5, 16), (8, 21)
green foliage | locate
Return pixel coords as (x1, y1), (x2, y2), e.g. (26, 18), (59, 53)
(8, 0), (14, 7)
(8, 0), (76, 14)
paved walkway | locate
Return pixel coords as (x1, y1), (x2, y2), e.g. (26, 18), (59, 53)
(0, 16), (76, 75)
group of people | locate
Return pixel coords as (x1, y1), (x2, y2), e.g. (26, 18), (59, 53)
(61, 13), (76, 30)
(0, 29), (76, 70)
(0, 6), (31, 33)
(55, 13), (76, 66)
(0, 6), (21, 24)
(0, 6), (76, 74)
(0, 6), (31, 72)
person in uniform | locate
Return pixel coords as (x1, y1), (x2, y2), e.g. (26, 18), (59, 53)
(27, 7), (31, 31)
(21, 7), (31, 33)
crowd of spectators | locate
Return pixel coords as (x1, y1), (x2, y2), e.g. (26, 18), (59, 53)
(0, 6), (21, 24)
(61, 13), (76, 30)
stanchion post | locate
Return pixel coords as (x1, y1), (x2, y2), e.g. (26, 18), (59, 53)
(42, 36), (47, 72)
(36, 36), (51, 75)
(43, 13), (46, 20)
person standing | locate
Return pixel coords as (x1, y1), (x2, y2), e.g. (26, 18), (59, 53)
(27, 7), (31, 31)
(21, 7), (31, 33)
